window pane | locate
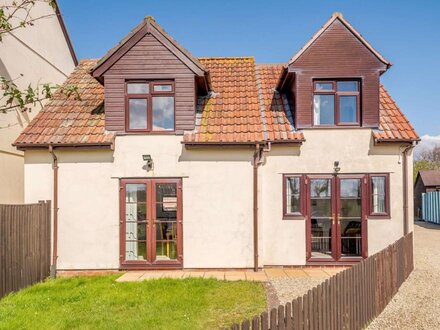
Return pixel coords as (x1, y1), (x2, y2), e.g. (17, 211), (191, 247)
(337, 81), (358, 92)
(126, 241), (146, 261)
(314, 95), (334, 125)
(340, 179), (361, 198)
(310, 179), (331, 198)
(340, 219), (361, 256)
(340, 179), (362, 218)
(311, 219), (332, 258)
(125, 184), (146, 203)
(128, 99), (147, 129)
(153, 96), (174, 131)
(310, 179), (332, 217)
(156, 241), (177, 260)
(156, 183), (177, 220)
(286, 177), (301, 214)
(127, 83), (149, 94)
(153, 84), (172, 92)
(372, 176), (386, 213)
(339, 96), (357, 123)
(315, 82), (333, 91)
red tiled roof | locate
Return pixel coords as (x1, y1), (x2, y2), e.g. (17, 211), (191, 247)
(374, 85), (419, 142)
(182, 58), (303, 144)
(183, 57), (264, 144)
(256, 64), (303, 142)
(14, 59), (114, 148)
(14, 59), (417, 148)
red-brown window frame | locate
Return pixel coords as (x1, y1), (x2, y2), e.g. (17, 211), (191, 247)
(119, 178), (183, 270)
(368, 173), (390, 219)
(125, 80), (176, 133)
(283, 174), (306, 219)
(313, 79), (361, 127)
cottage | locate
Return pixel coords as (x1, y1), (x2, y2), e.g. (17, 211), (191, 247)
(414, 170), (440, 217)
(14, 13), (419, 272)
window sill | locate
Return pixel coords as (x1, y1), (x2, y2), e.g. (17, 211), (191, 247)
(368, 214), (391, 220)
(283, 215), (305, 220)
(309, 125), (362, 129)
(116, 131), (182, 136)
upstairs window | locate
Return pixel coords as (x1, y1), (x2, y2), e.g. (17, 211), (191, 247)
(126, 81), (175, 132)
(313, 80), (360, 126)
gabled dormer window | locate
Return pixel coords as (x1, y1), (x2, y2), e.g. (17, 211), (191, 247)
(126, 81), (175, 132)
(313, 80), (360, 126)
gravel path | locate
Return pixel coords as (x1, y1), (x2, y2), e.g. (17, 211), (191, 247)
(368, 221), (440, 330)
(269, 277), (326, 307)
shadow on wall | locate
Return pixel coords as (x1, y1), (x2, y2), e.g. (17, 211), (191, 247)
(178, 144), (254, 162)
(179, 143), (302, 163)
(24, 149), (115, 164)
(0, 57), (31, 128)
(368, 134), (403, 157)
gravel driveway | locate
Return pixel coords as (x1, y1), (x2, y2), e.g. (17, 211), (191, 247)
(368, 221), (440, 330)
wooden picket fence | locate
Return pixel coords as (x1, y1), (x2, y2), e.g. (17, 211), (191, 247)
(229, 232), (414, 330)
(0, 201), (51, 298)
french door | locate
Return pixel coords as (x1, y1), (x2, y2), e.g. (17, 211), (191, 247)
(120, 178), (183, 269)
(307, 175), (367, 262)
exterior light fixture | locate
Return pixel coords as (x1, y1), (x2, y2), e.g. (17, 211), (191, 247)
(142, 154), (154, 171)
(334, 161), (341, 173)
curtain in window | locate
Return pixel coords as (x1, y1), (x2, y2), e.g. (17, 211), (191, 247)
(372, 177), (386, 213)
(313, 96), (321, 125)
(125, 203), (138, 260)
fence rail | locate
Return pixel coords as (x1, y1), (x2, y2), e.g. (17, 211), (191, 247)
(229, 232), (414, 330)
(422, 191), (440, 224)
(0, 201), (51, 298)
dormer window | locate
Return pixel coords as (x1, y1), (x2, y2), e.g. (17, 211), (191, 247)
(126, 81), (175, 132)
(313, 80), (360, 126)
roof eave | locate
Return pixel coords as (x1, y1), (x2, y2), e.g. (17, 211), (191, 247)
(374, 137), (420, 145)
(14, 142), (114, 151)
(182, 139), (305, 147)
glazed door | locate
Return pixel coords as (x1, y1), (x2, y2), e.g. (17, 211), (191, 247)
(337, 176), (366, 260)
(120, 178), (183, 269)
(308, 177), (337, 261)
(152, 180), (183, 265)
(307, 175), (367, 262)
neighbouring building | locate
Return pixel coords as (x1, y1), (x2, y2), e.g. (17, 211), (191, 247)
(0, 0), (77, 203)
(14, 13), (419, 272)
(414, 169), (440, 217)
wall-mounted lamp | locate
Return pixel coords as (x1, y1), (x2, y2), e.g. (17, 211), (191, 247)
(142, 154), (154, 171)
(334, 161), (341, 174)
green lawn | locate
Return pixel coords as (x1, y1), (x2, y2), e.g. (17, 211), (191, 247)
(0, 275), (266, 330)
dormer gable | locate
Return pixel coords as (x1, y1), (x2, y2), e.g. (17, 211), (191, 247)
(91, 16), (209, 85)
(279, 13), (391, 129)
(91, 17), (210, 133)
(287, 12), (391, 69)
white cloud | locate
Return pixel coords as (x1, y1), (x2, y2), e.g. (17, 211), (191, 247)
(414, 134), (440, 158)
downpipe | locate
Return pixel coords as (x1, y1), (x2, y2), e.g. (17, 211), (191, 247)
(253, 142), (270, 272)
(49, 145), (58, 278)
(400, 143), (415, 236)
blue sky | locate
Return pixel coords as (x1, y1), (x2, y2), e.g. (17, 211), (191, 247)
(58, 0), (440, 137)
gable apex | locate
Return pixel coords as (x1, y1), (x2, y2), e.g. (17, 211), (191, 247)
(91, 16), (208, 78)
(287, 12), (392, 69)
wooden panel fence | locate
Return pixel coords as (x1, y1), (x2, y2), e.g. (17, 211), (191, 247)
(229, 232), (414, 330)
(0, 201), (51, 298)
